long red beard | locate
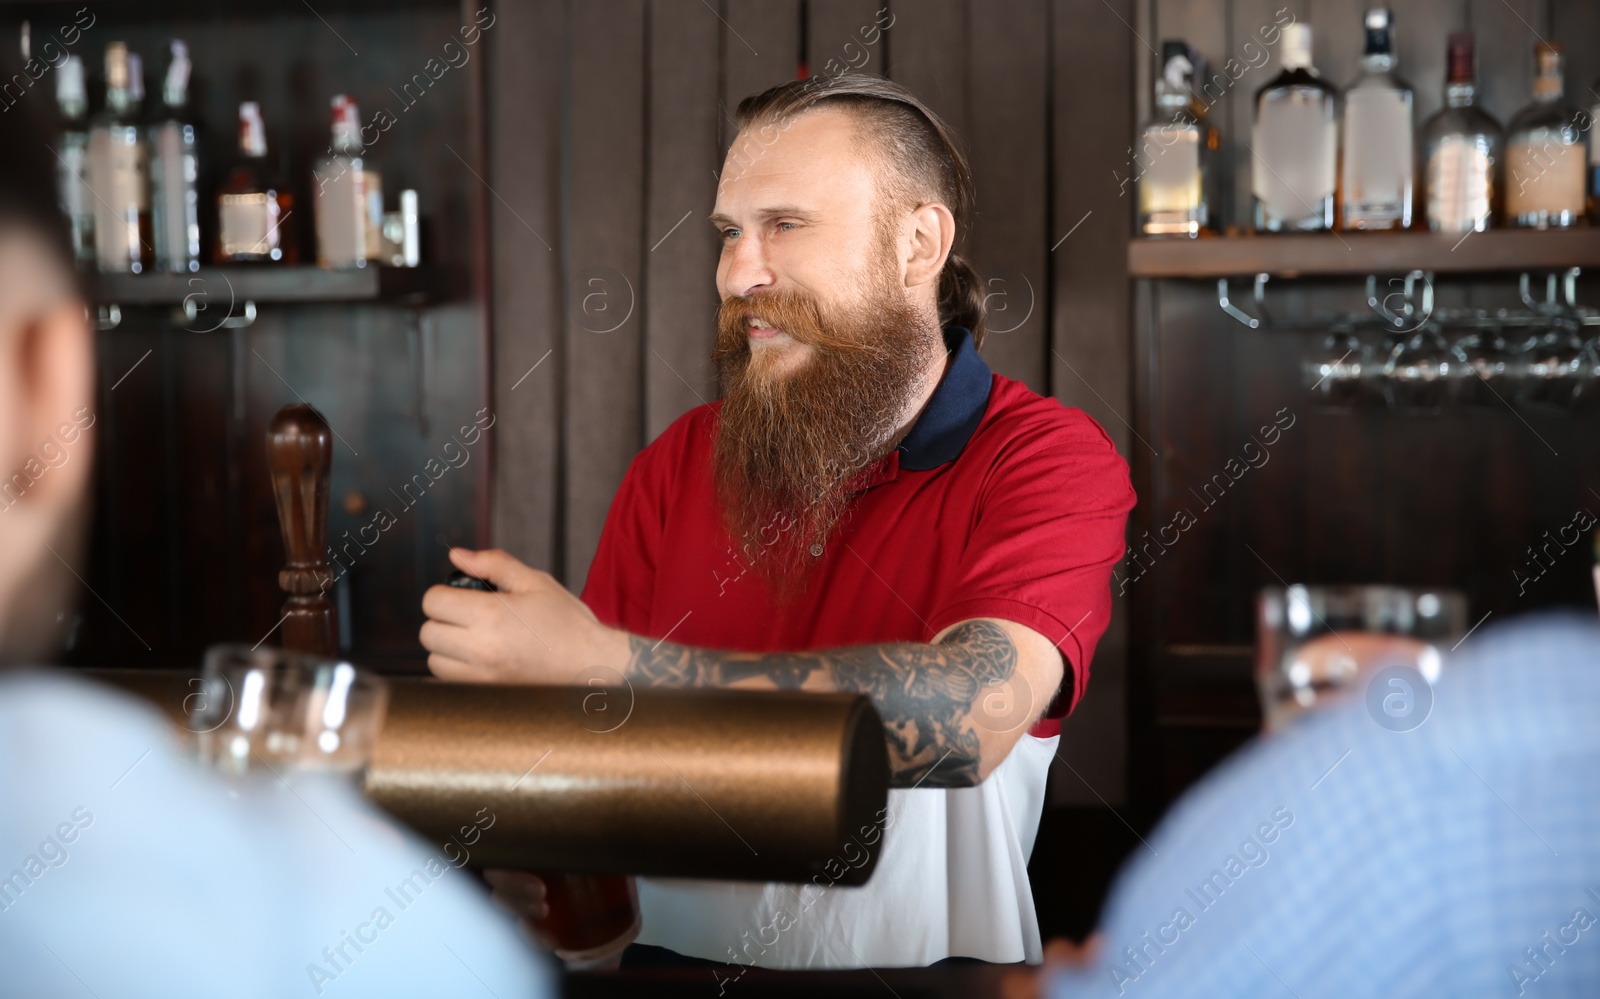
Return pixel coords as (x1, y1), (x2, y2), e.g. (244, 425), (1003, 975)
(710, 259), (943, 603)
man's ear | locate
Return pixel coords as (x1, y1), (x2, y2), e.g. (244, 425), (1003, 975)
(10, 297), (95, 505)
(901, 201), (955, 292)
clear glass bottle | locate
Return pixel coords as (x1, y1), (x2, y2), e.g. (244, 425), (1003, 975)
(88, 42), (152, 273)
(1339, 8), (1414, 230)
(54, 54), (95, 265)
(314, 95), (372, 268)
(217, 102), (294, 263)
(1422, 32), (1501, 233)
(1136, 40), (1219, 237)
(150, 40), (201, 273)
(1252, 23), (1338, 232)
(1506, 42), (1587, 229)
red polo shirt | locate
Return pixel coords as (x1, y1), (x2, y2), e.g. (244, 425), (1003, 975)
(579, 325), (1135, 739)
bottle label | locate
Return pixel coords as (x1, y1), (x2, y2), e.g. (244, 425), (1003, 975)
(315, 160), (367, 267)
(1341, 89), (1413, 215)
(1427, 136), (1493, 231)
(1507, 132), (1585, 218)
(220, 193), (280, 258)
(1253, 88), (1336, 225)
(1137, 127), (1202, 215)
(89, 125), (143, 270)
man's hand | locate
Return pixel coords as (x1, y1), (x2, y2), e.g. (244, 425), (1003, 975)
(419, 548), (629, 684)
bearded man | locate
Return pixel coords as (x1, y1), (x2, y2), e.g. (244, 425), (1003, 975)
(419, 73), (1136, 969)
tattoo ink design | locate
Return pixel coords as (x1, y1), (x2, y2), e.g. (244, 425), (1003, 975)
(623, 619), (1018, 788)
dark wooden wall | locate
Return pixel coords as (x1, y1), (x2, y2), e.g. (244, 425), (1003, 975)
(1130, 0), (1600, 808)
(483, 0), (1139, 806)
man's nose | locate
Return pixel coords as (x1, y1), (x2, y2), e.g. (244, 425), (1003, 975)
(722, 234), (775, 299)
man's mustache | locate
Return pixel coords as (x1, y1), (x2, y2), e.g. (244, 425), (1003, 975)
(716, 292), (879, 354)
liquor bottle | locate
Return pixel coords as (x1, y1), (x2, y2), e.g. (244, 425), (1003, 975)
(54, 54), (95, 265)
(150, 40), (201, 273)
(1588, 71), (1600, 223)
(1252, 23), (1338, 232)
(88, 42), (152, 273)
(217, 102), (294, 263)
(314, 95), (371, 268)
(1339, 9), (1413, 230)
(1421, 32), (1501, 233)
(1136, 40), (1219, 237)
(1506, 42), (1586, 229)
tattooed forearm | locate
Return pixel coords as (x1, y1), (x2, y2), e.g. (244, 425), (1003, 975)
(623, 620), (1019, 788)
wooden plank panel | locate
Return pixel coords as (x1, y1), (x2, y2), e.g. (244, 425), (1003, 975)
(1557, 1), (1600, 119)
(1051, 0), (1136, 805)
(968, 0), (1049, 390)
(486, 0), (564, 577)
(807, 0), (887, 79)
(1470, 0), (1544, 126)
(564, 0), (648, 595)
(721, 0), (804, 153)
(885, 0), (968, 144)
(171, 323), (239, 653)
(645, 0), (722, 441)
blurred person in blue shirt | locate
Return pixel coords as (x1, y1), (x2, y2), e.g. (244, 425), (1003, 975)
(1017, 609), (1600, 998)
(0, 52), (554, 999)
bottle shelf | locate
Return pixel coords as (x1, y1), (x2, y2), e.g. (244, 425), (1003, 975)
(92, 265), (437, 307)
(1128, 229), (1600, 279)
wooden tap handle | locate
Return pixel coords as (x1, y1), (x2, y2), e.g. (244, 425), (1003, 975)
(267, 403), (339, 657)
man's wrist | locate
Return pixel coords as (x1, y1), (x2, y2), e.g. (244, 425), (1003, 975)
(600, 624), (634, 678)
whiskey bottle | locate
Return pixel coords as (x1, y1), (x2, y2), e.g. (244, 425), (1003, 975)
(150, 40), (201, 273)
(217, 102), (294, 263)
(1506, 42), (1587, 229)
(1252, 23), (1338, 232)
(54, 54), (95, 265)
(88, 42), (152, 273)
(1421, 32), (1501, 233)
(1339, 8), (1414, 230)
(1136, 40), (1219, 237)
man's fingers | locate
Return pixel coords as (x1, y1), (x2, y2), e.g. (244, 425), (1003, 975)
(421, 583), (494, 627)
(419, 619), (478, 664)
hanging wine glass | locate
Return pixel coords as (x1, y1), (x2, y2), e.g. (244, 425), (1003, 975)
(1450, 320), (1515, 407)
(1383, 321), (1452, 414)
(1305, 322), (1370, 409)
(1513, 317), (1586, 413)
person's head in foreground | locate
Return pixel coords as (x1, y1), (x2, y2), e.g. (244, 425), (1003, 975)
(1017, 609), (1600, 998)
(709, 72), (985, 600)
(0, 67), (94, 668)
(0, 56), (552, 998)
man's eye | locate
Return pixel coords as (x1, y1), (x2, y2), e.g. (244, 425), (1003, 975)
(776, 221), (797, 232)
(719, 228), (739, 241)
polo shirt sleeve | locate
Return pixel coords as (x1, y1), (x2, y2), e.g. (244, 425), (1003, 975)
(578, 441), (667, 636)
(922, 417), (1135, 720)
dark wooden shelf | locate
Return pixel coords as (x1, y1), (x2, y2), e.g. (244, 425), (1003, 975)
(1128, 229), (1600, 279)
(94, 265), (437, 306)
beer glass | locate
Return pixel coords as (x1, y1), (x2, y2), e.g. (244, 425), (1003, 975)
(1255, 585), (1467, 732)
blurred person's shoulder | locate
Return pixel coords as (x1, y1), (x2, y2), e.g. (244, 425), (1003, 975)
(0, 668), (554, 998)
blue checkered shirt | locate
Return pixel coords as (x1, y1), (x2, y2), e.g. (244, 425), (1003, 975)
(1049, 610), (1600, 998)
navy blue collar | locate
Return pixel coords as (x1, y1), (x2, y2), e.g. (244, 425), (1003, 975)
(894, 325), (992, 471)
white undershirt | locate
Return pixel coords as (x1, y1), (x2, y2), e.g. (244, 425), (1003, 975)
(634, 732), (1058, 969)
